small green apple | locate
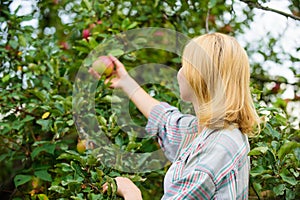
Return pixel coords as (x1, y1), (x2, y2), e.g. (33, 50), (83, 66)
(92, 56), (114, 76)
(77, 140), (86, 154)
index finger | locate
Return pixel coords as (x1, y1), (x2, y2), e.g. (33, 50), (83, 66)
(109, 55), (124, 68)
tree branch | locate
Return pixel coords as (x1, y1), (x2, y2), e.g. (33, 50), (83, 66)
(205, 9), (210, 33)
(240, 0), (300, 21)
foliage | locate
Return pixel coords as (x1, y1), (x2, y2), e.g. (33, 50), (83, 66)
(0, 0), (299, 199)
(249, 89), (300, 199)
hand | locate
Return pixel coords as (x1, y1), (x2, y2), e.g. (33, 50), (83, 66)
(89, 54), (159, 118)
(107, 55), (130, 89)
(88, 55), (130, 89)
(102, 177), (142, 200)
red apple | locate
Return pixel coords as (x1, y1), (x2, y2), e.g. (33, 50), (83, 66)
(92, 56), (114, 76)
(59, 41), (69, 50)
(82, 29), (90, 40)
(271, 82), (280, 94)
(5, 45), (11, 51)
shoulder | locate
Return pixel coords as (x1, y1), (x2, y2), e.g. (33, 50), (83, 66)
(194, 128), (249, 177)
(203, 128), (249, 155)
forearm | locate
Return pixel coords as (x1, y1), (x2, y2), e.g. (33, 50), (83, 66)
(120, 75), (160, 119)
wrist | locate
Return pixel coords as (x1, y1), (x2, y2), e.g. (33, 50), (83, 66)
(120, 75), (141, 98)
(123, 189), (142, 200)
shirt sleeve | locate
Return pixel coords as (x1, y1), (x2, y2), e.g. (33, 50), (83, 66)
(162, 170), (216, 200)
(145, 102), (198, 162)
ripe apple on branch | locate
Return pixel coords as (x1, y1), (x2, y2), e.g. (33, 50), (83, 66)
(91, 55), (115, 77)
(77, 139), (87, 154)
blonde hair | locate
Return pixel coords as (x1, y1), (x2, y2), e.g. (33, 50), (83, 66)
(182, 32), (260, 135)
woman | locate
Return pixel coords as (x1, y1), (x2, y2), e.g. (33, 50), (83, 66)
(93, 32), (260, 199)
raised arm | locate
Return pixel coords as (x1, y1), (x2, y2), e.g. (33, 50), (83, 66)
(89, 55), (159, 118)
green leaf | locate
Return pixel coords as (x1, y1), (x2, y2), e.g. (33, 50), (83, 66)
(108, 171), (121, 177)
(18, 35), (26, 47)
(88, 37), (98, 49)
(34, 170), (52, 182)
(14, 174), (32, 187)
(36, 119), (51, 131)
(22, 115), (35, 122)
(279, 168), (297, 186)
(48, 185), (66, 194)
(83, 0), (91, 10)
(70, 161), (85, 177)
(37, 194), (49, 200)
(115, 135), (123, 147)
(252, 182), (262, 194)
(126, 142), (142, 151)
(127, 21), (138, 30)
(66, 119), (74, 126)
(285, 188), (296, 200)
(248, 146), (268, 156)
(278, 141), (299, 160)
(71, 193), (85, 200)
(12, 120), (23, 130)
(9, 39), (18, 49)
(121, 18), (131, 30)
(273, 184), (285, 196)
(102, 95), (122, 103)
(274, 114), (287, 126)
(31, 143), (56, 159)
(208, 0), (218, 9)
(21, 15), (34, 21)
(2, 74), (10, 83)
(264, 123), (280, 139)
(61, 175), (84, 186)
(108, 49), (124, 56)
(295, 147), (300, 161)
(250, 166), (270, 177)
(290, 168), (299, 177)
(57, 152), (83, 163)
(29, 89), (48, 102)
(56, 163), (72, 172)
(88, 193), (103, 200)
(0, 154), (8, 162)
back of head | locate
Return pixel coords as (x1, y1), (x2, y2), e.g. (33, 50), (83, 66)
(182, 32), (260, 135)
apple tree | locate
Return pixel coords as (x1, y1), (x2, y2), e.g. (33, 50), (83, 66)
(0, 0), (299, 199)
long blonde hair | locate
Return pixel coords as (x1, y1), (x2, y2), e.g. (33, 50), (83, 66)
(182, 32), (259, 135)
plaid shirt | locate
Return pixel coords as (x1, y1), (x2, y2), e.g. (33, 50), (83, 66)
(145, 103), (250, 200)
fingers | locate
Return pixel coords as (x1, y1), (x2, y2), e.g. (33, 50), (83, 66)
(109, 55), (129, 79)
(102, 182), (108, 192)
(109, 55), (124, 68)
(115, 176), (129, 182)
(104, 75), (116, 87)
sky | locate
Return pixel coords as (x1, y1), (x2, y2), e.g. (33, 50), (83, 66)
(234, 0), (299, 96)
